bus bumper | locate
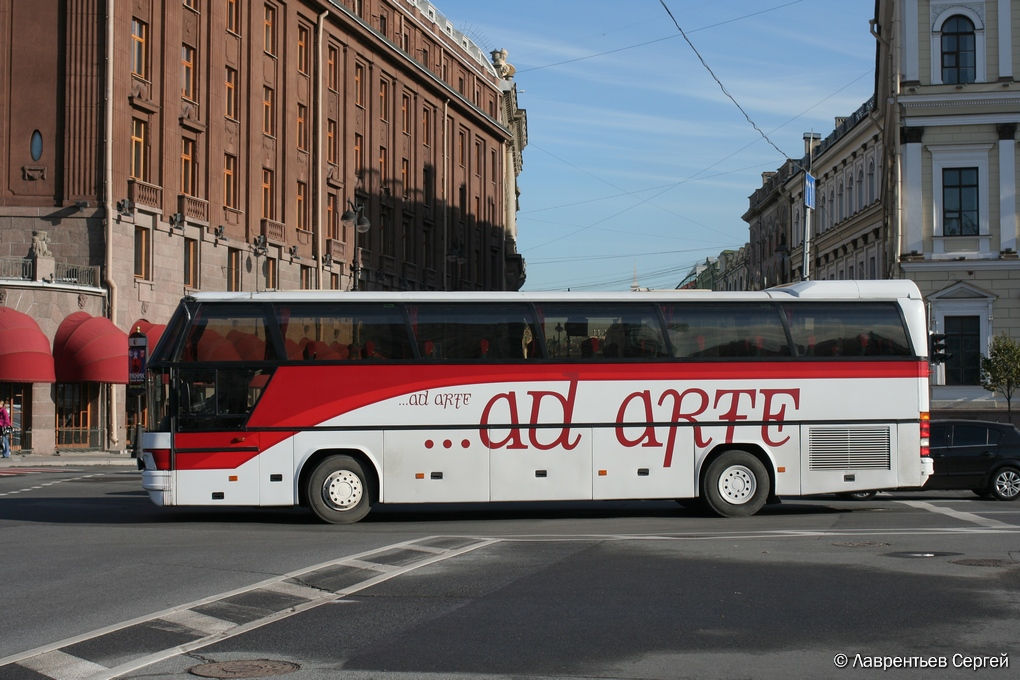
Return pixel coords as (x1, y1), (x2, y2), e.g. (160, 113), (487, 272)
(141, 470), (174, 506)
(919, 457), (934, 486)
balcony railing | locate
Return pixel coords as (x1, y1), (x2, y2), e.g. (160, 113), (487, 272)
(177, 194), (209, 224)
(54, 262), (100, 287)
(128, 179), (162, 210)
(261, 218), (286, 245)
(0, 257), (32, 280)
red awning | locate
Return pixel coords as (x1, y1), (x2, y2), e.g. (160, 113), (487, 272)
(53, 312), (128, 383)
(130, 318), (166, 352)
(0, 307), (56, 383)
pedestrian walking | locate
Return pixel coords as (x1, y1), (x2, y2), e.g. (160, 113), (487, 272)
(0, 400), (12, 458)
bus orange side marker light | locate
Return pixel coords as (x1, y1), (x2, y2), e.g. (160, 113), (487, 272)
(598, 470), (607, 476)
(228, 475), (238, 482)
(415, 473), (425, 479)
(777, 467), (786, 473)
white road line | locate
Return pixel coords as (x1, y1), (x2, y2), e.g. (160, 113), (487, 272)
(16, 649), (108, 680)
(260, 580), (333, 601)
(0, 473), (100, 497)
(0, 536), (498, 680)
(896, 500), (1015, 528)
(158, 609), (236, 636)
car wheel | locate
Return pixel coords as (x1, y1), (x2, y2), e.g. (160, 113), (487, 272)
(989, 467), (1020, 501)
(307, 454), (373, 523)
(703, 450), (770, 517)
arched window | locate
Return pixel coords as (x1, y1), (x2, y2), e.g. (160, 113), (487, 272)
(847, 176), (854, 216)
(836, 183), (844, 223)
(867, 161), (876, 204)
(857, 168), (865, 211)
(941, 15), (975, 84)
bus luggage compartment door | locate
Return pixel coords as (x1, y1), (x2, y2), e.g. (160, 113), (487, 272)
(172, 431), (262, 505)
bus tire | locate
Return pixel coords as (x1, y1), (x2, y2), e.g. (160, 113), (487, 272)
(703, 450), (770, 517)
(308, 455), (372, 524)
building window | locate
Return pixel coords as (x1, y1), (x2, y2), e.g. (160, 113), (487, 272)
(475, 141), (482, 177)
(379, 79), (389, 121)
(184, 0), (199, 9)
(181, 138), (196, 195)
(182, 44), (197, 101)
(184, 237), (198, 288)
(401, 94), (411, 134)
(458, 130), (466, 166)
(378, 146), (387, 183)
(422, 106), (431, 146)
(265, 257), (277, 289)
(226, 0), (240, 34)
(401, 158), (409, 198)
(328, 45), (338, 90)
(352, 0), (363, 18)
(297, 103), (308, 151)
(355, 63), (365, 106)
(941, 15), (975, 85)
(134, 226), (150, 279)
(224, 154), (238, 208)
(867, 161), (876, 203)
(131, 19), (148, 79)
(263, 4), (276, 55)
(263, 86), (274, 135)
(262, 169), (274, 219)
(227, 248), (241, 291)
(330, 273), (339, 289)
(296, 181), (307, 230)
(327, 193), (339, 240)
(55, 384), (100, 449)
(942, 167), (978, 236)
(300, 265), (312, 290)
(327, 119), (337, 164)
(297, 25), (310, 74)
(354, 133), (363, 173)
(225, 67), (238, 120)
(130, 118), (147, 181)
(944, 315), (980, 385)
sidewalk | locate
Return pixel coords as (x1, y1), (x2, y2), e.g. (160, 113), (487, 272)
(0, 451), (138, 467)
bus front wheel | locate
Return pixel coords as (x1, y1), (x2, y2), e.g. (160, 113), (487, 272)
(703, 451), (770, 517)
(308, 455), (372, 524)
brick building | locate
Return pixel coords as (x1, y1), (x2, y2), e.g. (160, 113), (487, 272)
(0, 0), (528, 453)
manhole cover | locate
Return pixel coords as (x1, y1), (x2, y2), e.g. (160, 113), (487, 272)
(885, 551), (963, 559)
(951, 558), (1015, 568)
(189, 660), (300, 678)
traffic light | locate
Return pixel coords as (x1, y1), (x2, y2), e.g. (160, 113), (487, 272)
(929, 333), (950, 364)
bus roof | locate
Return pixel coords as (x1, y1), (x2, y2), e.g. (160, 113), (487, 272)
(183, 280), (922, 305)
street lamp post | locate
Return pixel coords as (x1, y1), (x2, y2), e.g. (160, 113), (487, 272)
(341, 201), (371, 291)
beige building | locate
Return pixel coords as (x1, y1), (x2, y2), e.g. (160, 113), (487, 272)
(738, 0), (1019, 420)
(0, 0), (528, 454)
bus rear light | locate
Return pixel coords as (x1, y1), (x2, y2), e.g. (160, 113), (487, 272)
(919, 412), (931, 456)
(148, 448), (171, 470)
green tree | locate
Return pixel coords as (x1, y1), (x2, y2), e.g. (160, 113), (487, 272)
(980, 334), (1020, 418)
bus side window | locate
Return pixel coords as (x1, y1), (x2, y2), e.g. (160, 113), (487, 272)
(660, 303), (788, 359)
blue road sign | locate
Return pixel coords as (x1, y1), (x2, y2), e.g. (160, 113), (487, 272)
(804, 173), (815, 209)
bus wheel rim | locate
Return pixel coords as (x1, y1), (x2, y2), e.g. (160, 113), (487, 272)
(718, 465), (756, 504)
(322, 470), (363, 510)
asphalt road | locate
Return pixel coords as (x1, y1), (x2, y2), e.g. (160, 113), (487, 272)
(1, 466), (1018, 680)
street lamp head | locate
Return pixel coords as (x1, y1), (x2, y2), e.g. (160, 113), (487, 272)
(356, 214), (371, 234)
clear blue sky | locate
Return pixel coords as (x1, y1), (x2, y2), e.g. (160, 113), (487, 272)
(434, 0), (878, 291)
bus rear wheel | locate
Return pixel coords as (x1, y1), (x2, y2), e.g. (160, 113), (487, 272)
(703, 450), (770, 517)
(308, 455), (372, 524)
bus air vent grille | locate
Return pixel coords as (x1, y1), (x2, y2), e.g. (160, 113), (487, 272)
(808, 426), (891, 470)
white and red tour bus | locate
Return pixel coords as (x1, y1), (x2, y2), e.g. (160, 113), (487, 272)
(139, 280), (934, 522)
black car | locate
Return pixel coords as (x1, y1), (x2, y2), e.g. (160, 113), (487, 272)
(925, 420), (1020, 500)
